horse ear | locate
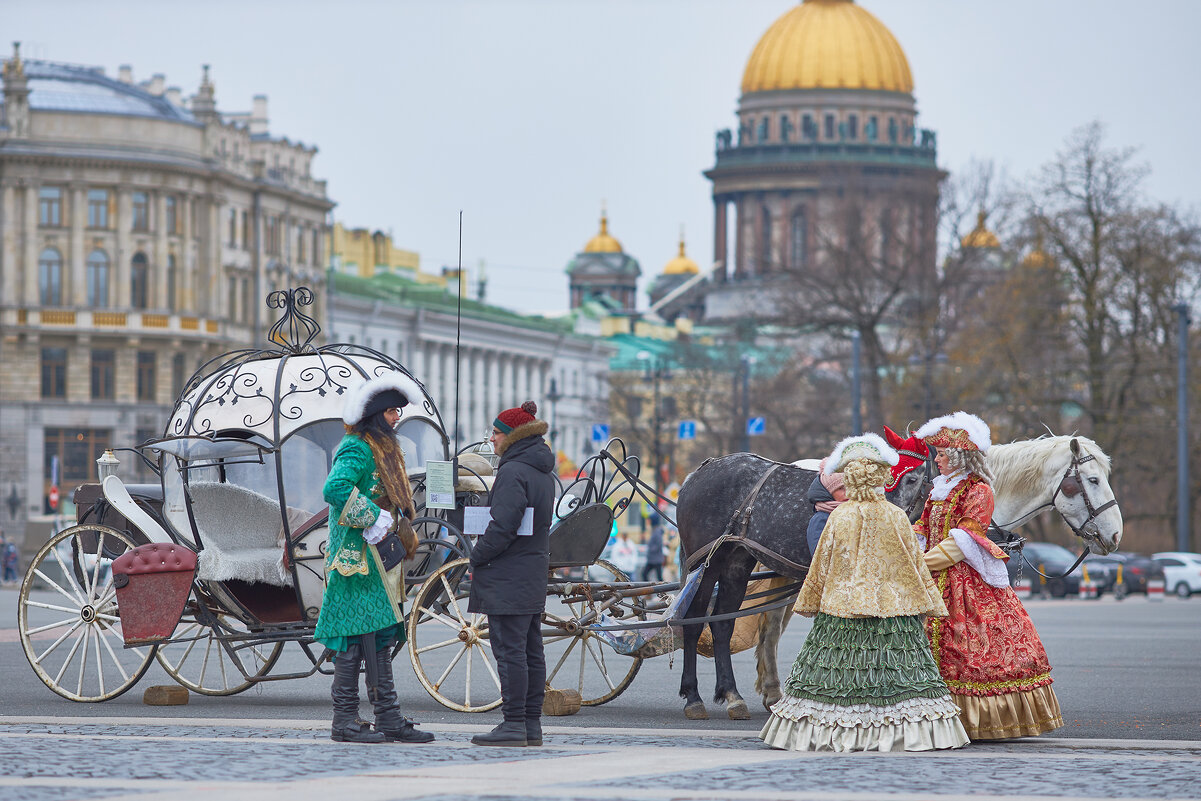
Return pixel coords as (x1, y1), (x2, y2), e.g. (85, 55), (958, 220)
(882, 425), (904, 448)
(1070, 437), (1081, 457)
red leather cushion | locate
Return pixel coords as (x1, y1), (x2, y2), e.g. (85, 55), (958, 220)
(113, 542), (198, 576)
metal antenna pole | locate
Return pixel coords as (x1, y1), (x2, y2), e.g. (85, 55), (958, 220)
(1175, 302), (1191, 552)
(851, 329), (862, 434)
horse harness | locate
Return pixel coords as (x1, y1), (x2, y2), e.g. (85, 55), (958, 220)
(989, 442), (1118, 580)
(683, 463), (810, 577)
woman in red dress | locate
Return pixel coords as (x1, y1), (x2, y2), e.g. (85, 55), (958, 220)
(912, 412), (1063, 740)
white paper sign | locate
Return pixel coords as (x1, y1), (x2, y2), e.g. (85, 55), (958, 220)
(424, 460), (456, 510)
(463, 506), (534, 537)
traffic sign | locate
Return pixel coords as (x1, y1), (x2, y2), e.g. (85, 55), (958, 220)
(591, 423), (610, 443)
(678, 420), (697, 440)
(48, 485), (59, 510)
(746, 416), (766, 436)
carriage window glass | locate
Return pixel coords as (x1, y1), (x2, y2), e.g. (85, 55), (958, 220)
(395, 417), (447, 473)
(279, 420), (346, 515)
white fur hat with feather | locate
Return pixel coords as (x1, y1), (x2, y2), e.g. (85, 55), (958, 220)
(342, 372), (425, 425)
(825, 432), (900, 474)
(915, 411), (992, 453)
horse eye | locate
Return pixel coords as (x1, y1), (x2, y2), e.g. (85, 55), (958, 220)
(1089, 476), (1099, 485)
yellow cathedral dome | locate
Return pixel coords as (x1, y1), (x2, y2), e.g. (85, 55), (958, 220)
(663, 234), (699, 275)
(583, 209), (623, 253)
(741, 0), (914, 95)
(961, 211), (1001, 250)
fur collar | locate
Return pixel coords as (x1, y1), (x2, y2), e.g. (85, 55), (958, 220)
(496, 420), (549, 456)
(930, 471), (968, 500)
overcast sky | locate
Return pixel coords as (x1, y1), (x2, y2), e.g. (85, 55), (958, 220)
(8, 0), (1200, 314)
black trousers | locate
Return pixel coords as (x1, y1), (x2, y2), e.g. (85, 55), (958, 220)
(488, 613), (545, 724)
(640, 563), (664, 582)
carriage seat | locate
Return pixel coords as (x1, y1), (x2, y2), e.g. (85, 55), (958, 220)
(188, 481), (298, 587)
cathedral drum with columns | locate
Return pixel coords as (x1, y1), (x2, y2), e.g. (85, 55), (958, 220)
(703, 0), (943, 322)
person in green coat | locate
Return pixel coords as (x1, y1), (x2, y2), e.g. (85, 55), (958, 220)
(315, 372), (434, 744)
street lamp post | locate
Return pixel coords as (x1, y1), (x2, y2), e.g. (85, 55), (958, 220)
(637, 351), (669, 495)
(1173, 302), (1191, 552)
(739, 355), (752, 453)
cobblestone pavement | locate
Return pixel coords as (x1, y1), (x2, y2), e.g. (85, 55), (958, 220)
(1, 717), (1198, 801)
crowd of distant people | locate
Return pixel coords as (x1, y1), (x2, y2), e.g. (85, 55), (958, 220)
(603, 505), (676, 581)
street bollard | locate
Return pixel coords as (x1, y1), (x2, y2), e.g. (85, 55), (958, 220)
(1014, 576), (1033, 600)
(1114, 564), (1126, 601)
(1148, 578), (1165, 601)
(1038, 564), (1049, 599)
(1080, 565), (1097, 599)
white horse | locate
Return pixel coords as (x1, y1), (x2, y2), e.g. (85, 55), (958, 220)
(752, 434), (1123, 709)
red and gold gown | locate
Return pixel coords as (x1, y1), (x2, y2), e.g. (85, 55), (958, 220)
(915, 473), (1063, 739)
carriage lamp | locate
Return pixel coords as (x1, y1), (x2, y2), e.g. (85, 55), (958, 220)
(96, 449), (120, 482)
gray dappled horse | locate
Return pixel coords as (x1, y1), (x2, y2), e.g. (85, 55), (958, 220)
(674, 451), (932, 720)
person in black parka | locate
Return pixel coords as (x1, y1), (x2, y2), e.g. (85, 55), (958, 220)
(468, 400), (556, 748)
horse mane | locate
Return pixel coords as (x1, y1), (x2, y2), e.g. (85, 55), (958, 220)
(987, 435), (1111, 500)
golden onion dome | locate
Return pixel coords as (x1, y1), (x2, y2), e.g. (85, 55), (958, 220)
(961, 211), (1001, 250)
(663, 233), (699, 275)
(741, 1), (914, 95)
(1022, 231), (1053, 268)
(583, 210), (623, 254)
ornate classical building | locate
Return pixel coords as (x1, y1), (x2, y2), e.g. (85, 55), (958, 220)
(703, 0), (942, 321)
(0, 45), (332, 545)
(565, 208), (641, 312)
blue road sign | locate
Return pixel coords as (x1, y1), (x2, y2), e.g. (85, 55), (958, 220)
(678, 420), (697, 440)
(591, 423), (610, 443)
(746, 416), (766, 436)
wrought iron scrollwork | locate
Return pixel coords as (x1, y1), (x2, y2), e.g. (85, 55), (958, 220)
(267, 286), (320, 353)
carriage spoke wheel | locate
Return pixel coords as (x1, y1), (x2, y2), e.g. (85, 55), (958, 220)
(543, 558), (643, 706)
(17, 525), (156, 702)
(155, 604), (283, 696)
(407, 558), (502, 712)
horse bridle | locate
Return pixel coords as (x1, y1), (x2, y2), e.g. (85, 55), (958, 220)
(991, 439), (1119, 578)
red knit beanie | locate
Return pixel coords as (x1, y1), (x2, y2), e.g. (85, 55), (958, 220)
(494, 401), (538, 434)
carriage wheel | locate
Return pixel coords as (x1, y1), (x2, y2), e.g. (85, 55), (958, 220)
(406, 558), (502, 712)
(405, 517), (470, 589)
(155, 605), (284, 696)
(543, 558), (643, 706)
(17, 525), (156, 702)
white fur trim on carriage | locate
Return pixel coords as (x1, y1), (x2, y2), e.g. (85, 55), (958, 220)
(189, 481), (298, 587)
(948, 527), (1011, 588)
(915, 411), (992, 453)
(825, 433), (899, 474)
(342, 371), (426, 425)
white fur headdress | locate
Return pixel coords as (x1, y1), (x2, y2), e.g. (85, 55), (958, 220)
(914, 411), (991, 453)
(825, 433), (900, 474)
(342, 372), (426, 425)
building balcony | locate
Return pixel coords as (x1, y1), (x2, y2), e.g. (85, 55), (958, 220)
(2, 306), (229, 339)
(709, 128), (938, 172)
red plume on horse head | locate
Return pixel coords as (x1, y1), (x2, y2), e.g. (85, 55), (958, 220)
(882, 425), (929, 492)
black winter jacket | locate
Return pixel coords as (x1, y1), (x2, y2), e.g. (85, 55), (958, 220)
(467, 430), (555, 615)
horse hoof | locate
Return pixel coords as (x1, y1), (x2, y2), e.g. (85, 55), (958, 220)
(727, 699), (751, 720)
(762, 693), (781, 711)
(684, 702), (709, 720)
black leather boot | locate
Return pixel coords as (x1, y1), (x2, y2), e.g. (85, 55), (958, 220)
(526, 719), (543, 747)
(372, 649), (434, 743)
(471, 721), (528, 747)
(330, 644), (384, 743)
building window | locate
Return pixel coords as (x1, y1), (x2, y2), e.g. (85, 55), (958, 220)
(227, 276), (238, 322)
(172, 353), (188, 396)
(241, 278), (251, 323)
(166, 195), (178, 234)
(312, 229), (321, 265)
(86, 249), (110, 307)
(848, 114), (858, 140)
(241, 210), (250, 251)
(228, 208), (237, 247)
(133, 426), (159, 480)
(87, 189), (110, 229)
(136, 351), (156, 402)
(296, 225), (306, 263)
(824, 114), (835, 140)
(166, 254), (177, 313)
(39, 247), (63, 306)
(91, 349), (115, 400)
(44, 428), (112, 485)
(759, 205), (773, 272)
(130, 252), (149, 309)
(41, 348), (67, 398)
(264, 215), (279, 255)
(790, 209), (808, 271)
(39, 187), (63, 227)
(802, 114), (816, 140)
(132, 191), (150, 231)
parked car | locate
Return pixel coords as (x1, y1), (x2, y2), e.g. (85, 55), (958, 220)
(1084, 552), (1165, 598)
(1151, 552), (1201, 598)
(1006, 541), (1089, 598)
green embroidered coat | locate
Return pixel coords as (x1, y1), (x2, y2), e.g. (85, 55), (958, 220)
(314, 434), (405, 651)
